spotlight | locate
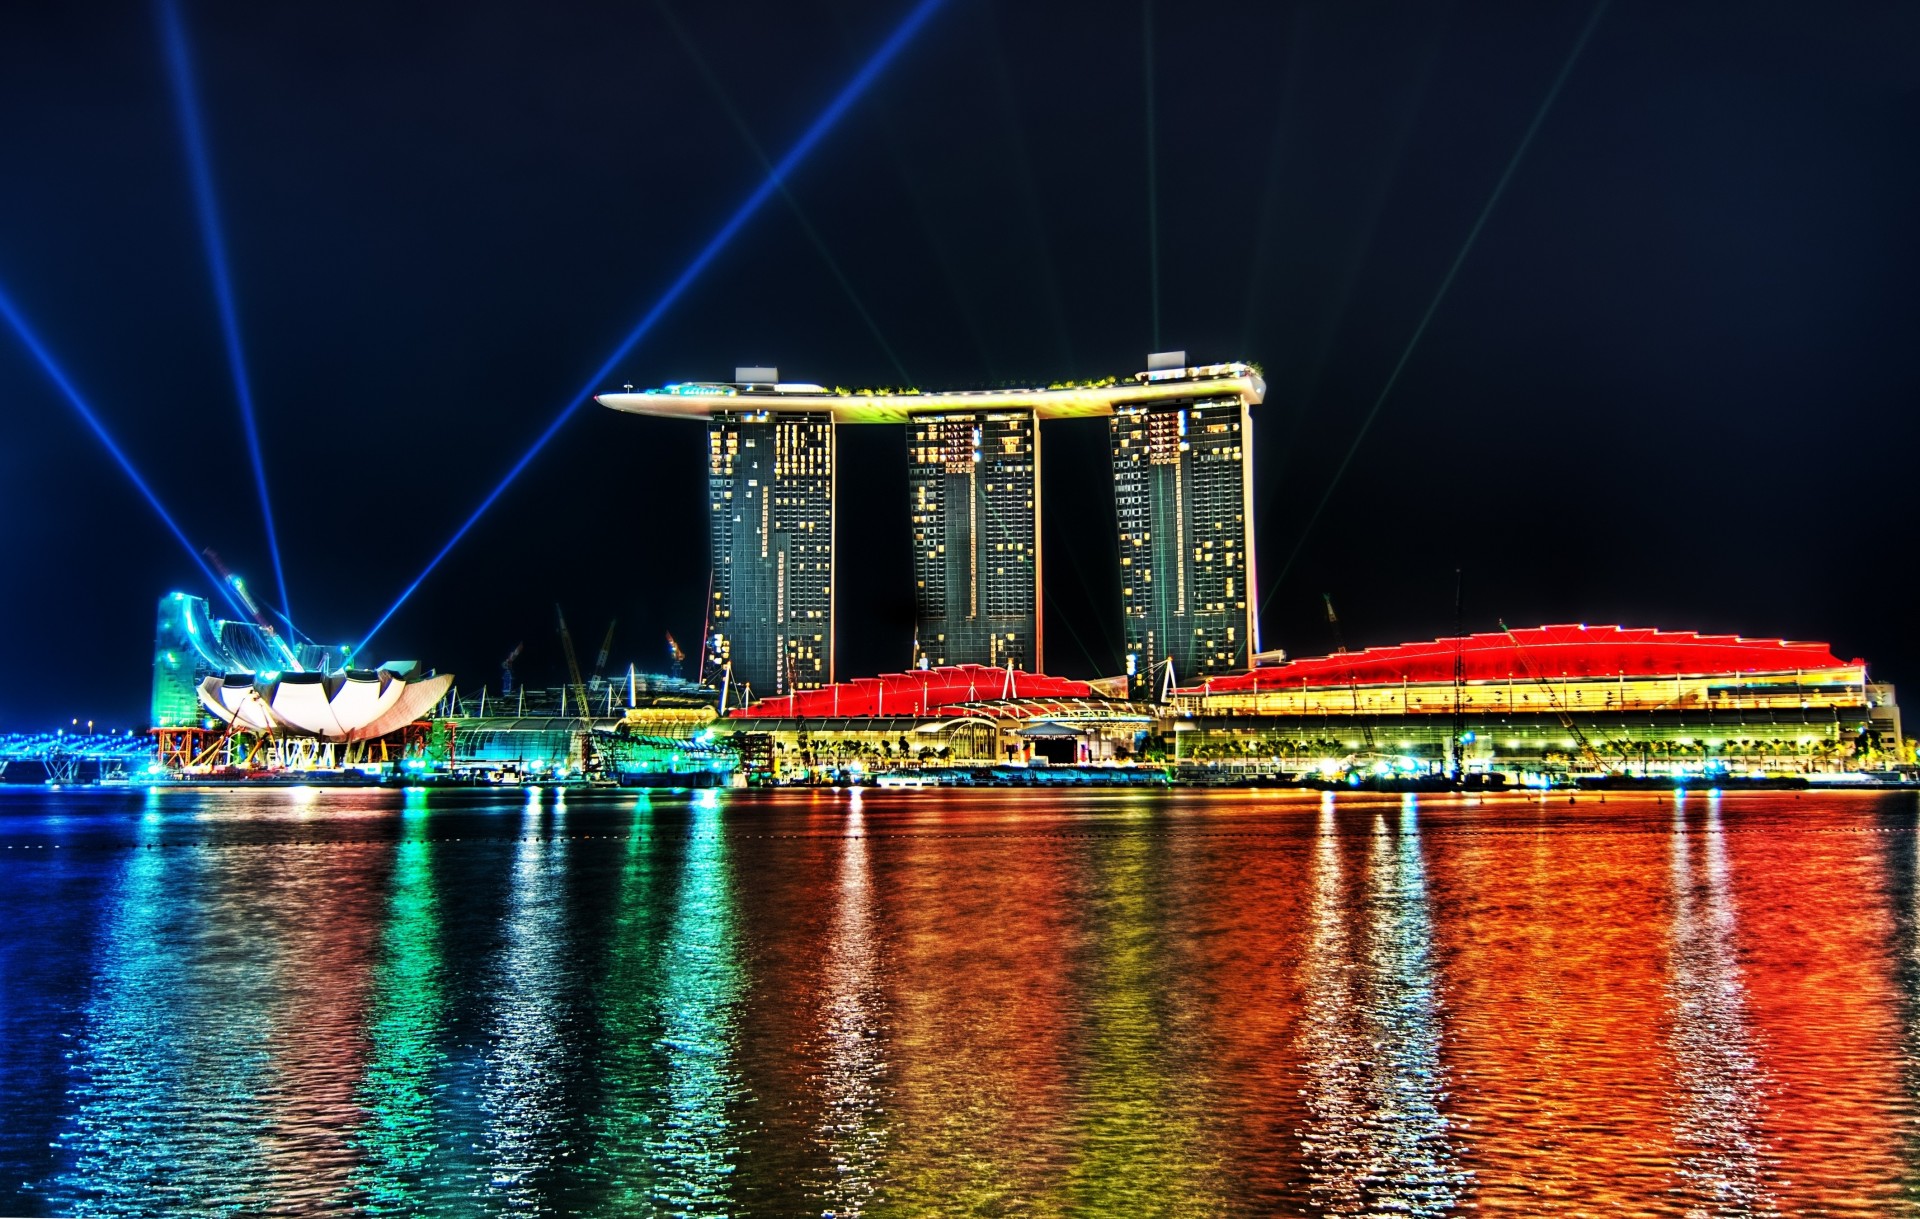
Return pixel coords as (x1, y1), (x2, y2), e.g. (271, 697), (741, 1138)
(356, 0), (949, 654)
(0, 281), (247, 621)
(157, 0), (294, 631)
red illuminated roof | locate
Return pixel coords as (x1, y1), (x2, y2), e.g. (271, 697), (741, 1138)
(730, 665), (1097, 719)
(1188, 625), (1860, 694)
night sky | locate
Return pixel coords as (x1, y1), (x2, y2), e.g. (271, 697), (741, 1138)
(2, 0), (1915, 730)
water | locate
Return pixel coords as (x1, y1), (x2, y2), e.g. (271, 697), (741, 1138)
(3, 785), (1918, 1215)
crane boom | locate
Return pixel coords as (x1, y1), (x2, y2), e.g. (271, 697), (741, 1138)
(592, 620), (617, 682)
(555, 604), (592, 724)
(1450, 570), (1466, 780)
(1499, 619), (1605, 772)
(1323, 594), (1375, 750)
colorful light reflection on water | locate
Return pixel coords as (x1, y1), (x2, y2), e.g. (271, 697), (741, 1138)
(3, 786), (1919, 1214)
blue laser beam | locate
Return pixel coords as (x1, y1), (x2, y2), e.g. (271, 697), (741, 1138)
(356, 0), (949, 655)
(157, 0), (293, 633)
(1259, 0), (1610, 616)
(0, 282), (250, 624)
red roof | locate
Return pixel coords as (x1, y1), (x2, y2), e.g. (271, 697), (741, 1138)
(1188, 625), (1859, 694)
(730, 665), (1096, 718)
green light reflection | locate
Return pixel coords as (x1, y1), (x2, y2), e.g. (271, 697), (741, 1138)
(584, 796), (669, 1210)
(1061, 821), (1218, 1212)
(350, 833), (448, 1212)
(646, 800), (744, 1213)
(54, 820), (276, 1214)
(480, 805), (574, 1209)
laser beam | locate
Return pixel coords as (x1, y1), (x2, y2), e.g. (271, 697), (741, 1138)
(1142, 0), (1161, 350)
(356, 0), (949, 656)
(157, 0), (294, 633)
(0, 281), (249, 624)
(1260, 0), (1610, 617)
(654, 0), (912, 384)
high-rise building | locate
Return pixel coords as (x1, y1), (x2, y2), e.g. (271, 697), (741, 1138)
(907, 410), (1041, 669)
(1110, 385), (1257, 696)
(598, 357), (1263, 702)
(706, 408), (835, 699)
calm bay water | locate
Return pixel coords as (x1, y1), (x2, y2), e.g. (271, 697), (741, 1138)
(3, 785), (1918, 1215)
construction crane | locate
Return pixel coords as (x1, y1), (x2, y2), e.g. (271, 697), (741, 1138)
(1449, 570), (1466, 780)
(1323, 594), (1375, 750)
(1499, 619), (1605, 773)
(591, 620), (618, 686)
(555, 604), (606, 778)
(554, 605), (592, 723)
(500, 642), (524, 697)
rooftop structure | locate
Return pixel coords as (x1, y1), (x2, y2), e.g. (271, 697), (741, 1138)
(731, 663), (1102, 719)
(596, 361), (1264, 424)
(197, 662), (453, 741)
(721, 664), (1149, 775)
(1188, 625), (1862, 694)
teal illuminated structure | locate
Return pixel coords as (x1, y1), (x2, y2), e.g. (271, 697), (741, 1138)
(150, 590), (352, 728)
(599, 358), (1263, 692)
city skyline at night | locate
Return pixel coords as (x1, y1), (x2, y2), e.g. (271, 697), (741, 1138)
(0, 0), (1912, 732)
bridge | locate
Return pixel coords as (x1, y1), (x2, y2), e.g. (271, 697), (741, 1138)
(0, 732), (155, 784)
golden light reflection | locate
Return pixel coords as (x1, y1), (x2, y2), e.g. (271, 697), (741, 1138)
(479, 804), (573, 1208)
(812, 806), (886, 1214)
(1298, 799), (1465, 1216)
(1059, 825), (1225, 1213)
(1666, 797), (1772, 1210)
(878, 795), (1074, 1210)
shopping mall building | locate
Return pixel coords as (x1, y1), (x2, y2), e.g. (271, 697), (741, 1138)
(1168, 624), (1903, 776)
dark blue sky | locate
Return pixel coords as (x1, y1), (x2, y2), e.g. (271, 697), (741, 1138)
(1, 0), (1915, 728)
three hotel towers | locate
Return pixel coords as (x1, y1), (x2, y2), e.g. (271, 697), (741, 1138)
(599, 356), (1263, 700)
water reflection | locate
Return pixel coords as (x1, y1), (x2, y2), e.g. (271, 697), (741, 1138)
(1065, 814), (1221, 1211)
(479, 796), (576, 1210)
(812, 806), (886, 1214)
(352, 833), (449, 1212)
(1894, 800), (1920, 1200)
(647, 797), (744, 1213)
(1666, 796), (1773, 1211)
(588, 796), (666, 1209)
(9, 787), (1920, 1213)
(56, 826), (277, 1214)
(1298, 798), (1466, 1216)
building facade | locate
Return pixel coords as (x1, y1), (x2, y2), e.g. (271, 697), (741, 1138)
(1171, 625), (1905, 775)
(706, 409), (835, 699)
(1110, 389), (1258, 696)
(907, 410), (1041, 670)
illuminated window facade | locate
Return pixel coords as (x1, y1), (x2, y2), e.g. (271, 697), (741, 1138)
(707, 410), (834, 699)
(907, 411), (1042, 671)
(1111, 396), (1257, 696)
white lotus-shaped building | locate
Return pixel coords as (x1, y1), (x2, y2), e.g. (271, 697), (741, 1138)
(196, 662), (454, 741)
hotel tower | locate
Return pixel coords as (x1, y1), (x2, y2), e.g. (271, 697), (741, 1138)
(599, 355), (1263, 700)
